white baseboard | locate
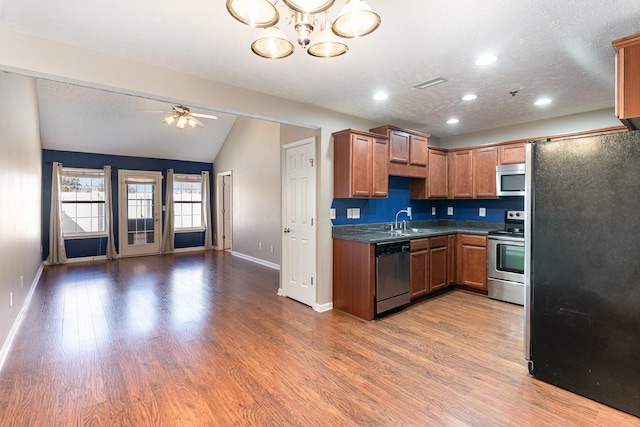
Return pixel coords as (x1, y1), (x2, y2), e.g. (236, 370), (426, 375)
(0, 263), (43, 373)
(314, 302), (333, 313)
(173, 246), (206, 253)
(231, 251), (280, 270)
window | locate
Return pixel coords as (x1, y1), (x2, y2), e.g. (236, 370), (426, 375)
(173, 174), (203, 231)
(60, 168), (106, 236)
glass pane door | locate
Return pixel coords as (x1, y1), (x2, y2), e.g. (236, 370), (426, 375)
(127, 183), (155, 245)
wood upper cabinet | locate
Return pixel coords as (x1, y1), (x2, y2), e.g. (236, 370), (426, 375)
(474, 146), (497, 198)
(456, 234), (488, 290)
(498, 142), (526, 165)
(428, 147), (448, 198)
(448, 149), (474, 198)
(333, 129), (388, 198)
(370, 125), (430, 178)
(613, 33), (640, 130)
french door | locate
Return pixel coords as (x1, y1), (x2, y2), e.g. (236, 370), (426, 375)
(118, 170), (162, 257)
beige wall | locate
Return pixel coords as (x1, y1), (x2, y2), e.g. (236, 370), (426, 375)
(0, 72), (43, 350)
(440, 108), (621, 149)
(214, 117), (282, 265)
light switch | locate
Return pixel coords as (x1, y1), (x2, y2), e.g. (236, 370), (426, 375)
(330, 208), (336, 219)
(352, 208), (360, 219)
(447, 207), (454, 216)
(347, 208), (353, 219)
(431, 207), (436, 216)
(479, 207), (486, 217)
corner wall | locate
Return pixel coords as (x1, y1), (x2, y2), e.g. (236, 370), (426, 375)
(0, 72), (43, 351)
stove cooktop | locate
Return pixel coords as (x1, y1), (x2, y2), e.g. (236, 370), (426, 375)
(488, 229), (524, 239)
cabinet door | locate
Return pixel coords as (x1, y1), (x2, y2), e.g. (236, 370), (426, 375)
(613, 34), (640, 122)
(498, 143), (525, 165)
(474, 146), (497, 198)
(429, 236), (448, 292)
(389, 130), (410, 164)
(447, 234), (456, 285)
(371, 137), (389, 197)
(410, 250), (429, 299)
(456, 234), (487, 290)
(409, 134), (428, 166)
(449, 150), (474, 198)
(428, 148), (448, 198)
(350, 134), (373, 197)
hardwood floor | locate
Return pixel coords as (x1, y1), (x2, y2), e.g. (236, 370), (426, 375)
(0, 250), (638, 426)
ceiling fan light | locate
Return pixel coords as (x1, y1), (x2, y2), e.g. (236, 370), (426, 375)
(164, 115), (176, 125)
(332, 0), (380, 38)
(308, 21), (348, 57)
(176, 115), (188, 129)
(251, 26), (295, 59)
(283, 0), (334, 14)
(226, 0), (279, 28)
(187, 117), (198, 128)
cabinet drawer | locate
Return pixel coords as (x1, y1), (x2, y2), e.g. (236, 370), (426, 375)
(460, 234), (487, 247)
(410, 238), (430, 251)
(429, 235), (447, 248)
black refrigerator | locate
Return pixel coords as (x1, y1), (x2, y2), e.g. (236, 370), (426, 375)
(524, 130), (640, 417)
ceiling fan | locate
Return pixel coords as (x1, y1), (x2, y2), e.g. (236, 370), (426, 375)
(145, 105), (218, 129)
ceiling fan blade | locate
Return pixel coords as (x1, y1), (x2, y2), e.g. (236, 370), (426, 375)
(190, 112), (218, 120)
(140, 110), (166, 113)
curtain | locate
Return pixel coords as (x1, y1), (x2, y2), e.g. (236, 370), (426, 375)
(104, 165), (118, 259)
(47, 162), (67, 264)
(202, 170), (213, 250)
(161, 169), (175, 253)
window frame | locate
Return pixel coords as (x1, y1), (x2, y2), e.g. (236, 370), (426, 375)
(173, 173), (206, 233)
(59, 167), (108, 239)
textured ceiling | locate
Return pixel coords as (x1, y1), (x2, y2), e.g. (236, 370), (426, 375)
(1, 0), (640, 159)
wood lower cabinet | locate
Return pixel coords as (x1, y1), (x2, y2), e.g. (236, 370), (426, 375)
(456, 234), (488, 290)
(333, 129), (389, 198)
(613, 33), (640, 130)
(428, 236), (448, 292)
(474, 146), (498, 198)
(410, 238), (429, 299)
(498, 142), (525, 165)
(449, 149), (474, 198)
(447, 234), (456, 285)
(333, 239), (375, 321)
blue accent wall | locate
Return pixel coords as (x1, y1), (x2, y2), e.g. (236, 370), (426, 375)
(42, 149), (214, 260)
(331, 176), (523, 225)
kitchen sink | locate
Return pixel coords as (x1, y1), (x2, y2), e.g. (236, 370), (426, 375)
(385, 228), (436, 236)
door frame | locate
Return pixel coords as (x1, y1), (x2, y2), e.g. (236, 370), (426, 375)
(117, 169), (163, 257)
(279, 137), (317, 307)
(215, 171), (233, 251)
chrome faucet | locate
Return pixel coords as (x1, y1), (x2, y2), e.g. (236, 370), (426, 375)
(394, 207), (412, 230)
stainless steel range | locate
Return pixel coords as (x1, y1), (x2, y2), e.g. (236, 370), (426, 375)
(488, 210), (525, 305)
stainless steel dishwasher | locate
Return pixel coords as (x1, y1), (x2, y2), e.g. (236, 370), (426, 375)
(375, 240), (411, 315)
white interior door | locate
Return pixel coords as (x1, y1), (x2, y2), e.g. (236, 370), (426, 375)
(223, 174), (232, 251)
(281, 139), (316, 307)
(118, 170), (162, 257)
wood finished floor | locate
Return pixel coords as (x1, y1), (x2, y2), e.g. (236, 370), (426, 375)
(0, 251), (638, 426)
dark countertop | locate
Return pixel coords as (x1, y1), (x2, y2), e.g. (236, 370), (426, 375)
(332, 220), (502, 244)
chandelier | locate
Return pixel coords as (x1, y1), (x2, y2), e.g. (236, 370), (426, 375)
(226, 0), (381, 59)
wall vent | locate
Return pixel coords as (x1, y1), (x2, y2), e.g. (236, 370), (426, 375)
(413, 77), (447, 90)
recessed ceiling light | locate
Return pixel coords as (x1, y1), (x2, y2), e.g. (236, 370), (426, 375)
(475, 54), (497, 66)
(461, 94), (478, 101)
(447, 118), (460, 124)
(373, 92), (388, 101)
(534, 98), (552, 106)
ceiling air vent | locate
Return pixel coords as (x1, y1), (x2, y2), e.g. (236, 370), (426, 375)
(413, 77), (447, 90)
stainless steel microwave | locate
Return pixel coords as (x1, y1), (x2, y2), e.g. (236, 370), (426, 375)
(496, 163), (525, 196)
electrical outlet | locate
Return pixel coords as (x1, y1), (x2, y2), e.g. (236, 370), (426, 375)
(431, 207), (436, 215)
(270, 245), (274, 252)
(479, 208), (486, 217)
(352, 208), (360, 219)
(9, 292), (12, 307)
(20, 276), (23, 289)
(259, 242), (262, 250)
(347, 208), (353, 219)
(447, 207), (454, 216)
(330, 208), (336, 220)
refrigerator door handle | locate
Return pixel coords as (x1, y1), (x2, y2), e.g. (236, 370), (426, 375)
(524, 142), (533, 364)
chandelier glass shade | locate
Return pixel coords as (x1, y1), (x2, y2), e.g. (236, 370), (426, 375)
(226, 0), (379, 59)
